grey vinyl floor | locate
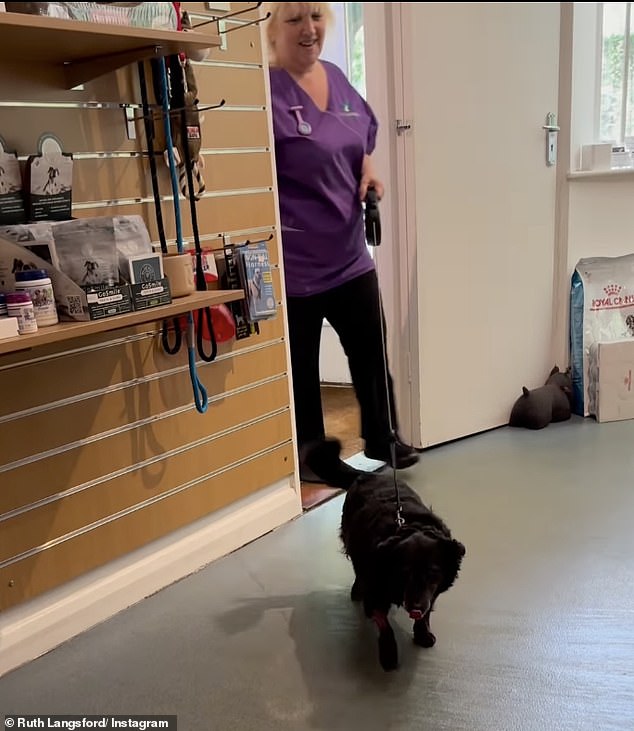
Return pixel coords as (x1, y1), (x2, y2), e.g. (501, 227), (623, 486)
(1, 415), (633, 730)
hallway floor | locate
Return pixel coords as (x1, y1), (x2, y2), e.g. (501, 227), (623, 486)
(1, 416), (633, 730)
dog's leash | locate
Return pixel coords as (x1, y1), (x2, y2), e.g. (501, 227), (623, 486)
(156, 56), (208, 414)
(167, 52), (217, 363)
(137, 61), (184, 356)
(364, 186), (404, 529)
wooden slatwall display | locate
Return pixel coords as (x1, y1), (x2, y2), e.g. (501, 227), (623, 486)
(0, 3), (299, 612)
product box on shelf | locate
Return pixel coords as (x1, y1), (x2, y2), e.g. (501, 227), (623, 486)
(126, 251), (171, 310)
(82, 282), (133, 320)
(130, 277), (171, 311)
(0, 317), (19, 341)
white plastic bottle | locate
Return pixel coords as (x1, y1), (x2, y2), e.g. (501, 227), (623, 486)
(14, 268), (59, 327)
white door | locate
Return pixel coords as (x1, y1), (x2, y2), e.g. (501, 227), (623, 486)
(376, 2), (562, 447)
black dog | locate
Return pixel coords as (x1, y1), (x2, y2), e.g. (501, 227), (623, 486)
(340, 473), (465, 671)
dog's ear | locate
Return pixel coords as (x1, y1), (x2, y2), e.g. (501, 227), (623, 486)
(443, 538), (466, 563)
(376, 535), (403, 555)
(436, 538), (466, 593)
(452, 539), (466, 559)
(376, 528), (421, 559)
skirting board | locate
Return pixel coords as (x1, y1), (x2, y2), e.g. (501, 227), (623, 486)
(0, 477), (302, 678)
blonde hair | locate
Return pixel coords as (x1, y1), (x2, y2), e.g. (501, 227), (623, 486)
(262, 2), (334, 66)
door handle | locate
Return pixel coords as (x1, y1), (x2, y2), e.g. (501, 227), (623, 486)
(542, 112), (560, 131)
(543, 113), (559, 166)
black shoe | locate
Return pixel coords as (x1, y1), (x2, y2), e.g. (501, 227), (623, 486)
(300, 437), (363, 489)
(364, 440), (419, 470)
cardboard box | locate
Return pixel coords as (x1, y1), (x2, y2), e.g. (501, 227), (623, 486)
(82, 283), (133, 320)
(595, 339), (634, 423)
(130, 277), (171, 310)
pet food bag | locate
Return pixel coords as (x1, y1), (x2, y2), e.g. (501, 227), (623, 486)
(570, 254), (634, 416)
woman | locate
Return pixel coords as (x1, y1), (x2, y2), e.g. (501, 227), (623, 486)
(264, 2), (418, 487)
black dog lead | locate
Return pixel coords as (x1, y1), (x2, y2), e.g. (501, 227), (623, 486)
(137, 61), (184, 356)
(364, 187), (404, 529)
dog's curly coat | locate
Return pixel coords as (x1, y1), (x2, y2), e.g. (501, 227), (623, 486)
(340, 473), (465, 671)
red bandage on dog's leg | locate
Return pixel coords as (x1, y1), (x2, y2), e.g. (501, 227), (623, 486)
(372, 611), (389, 633)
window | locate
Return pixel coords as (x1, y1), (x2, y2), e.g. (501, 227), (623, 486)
(321, 2), (366, 97)
(599, 2), (634, 144)
(321, 3), (372, 253)
(345, 3), (366, 98)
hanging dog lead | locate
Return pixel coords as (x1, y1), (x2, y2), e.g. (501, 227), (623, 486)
(166, 50), (216, 363)
(156, 54), (208, 414)
(364, 186), (403, 527)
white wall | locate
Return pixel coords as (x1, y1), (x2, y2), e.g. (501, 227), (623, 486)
(568, 175), (634, 273)
(319, 326), (352, 384)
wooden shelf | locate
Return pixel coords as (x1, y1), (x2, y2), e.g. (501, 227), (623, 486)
(0, 11), (220, 87)
(0, 289), (244, 356)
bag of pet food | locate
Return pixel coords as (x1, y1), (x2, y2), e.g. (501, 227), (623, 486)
(570, 254), (634, 416)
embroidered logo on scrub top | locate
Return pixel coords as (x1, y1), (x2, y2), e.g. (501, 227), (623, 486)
(341, 101), (359, 117)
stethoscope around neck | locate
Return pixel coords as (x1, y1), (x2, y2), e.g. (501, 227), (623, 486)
(290, 105), (312, 135)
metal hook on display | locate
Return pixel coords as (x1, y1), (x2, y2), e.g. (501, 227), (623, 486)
(189, 99), (226, 113)
(193, 2), (263, 27)
(236, 232), (274, 248)
(130, 98), (225, 123)
(218, 13), (271, 34)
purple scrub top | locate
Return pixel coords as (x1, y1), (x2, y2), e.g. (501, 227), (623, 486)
(269, 60), (378, 297)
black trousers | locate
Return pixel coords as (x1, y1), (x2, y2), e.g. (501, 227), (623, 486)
(286, 269), (398, 449)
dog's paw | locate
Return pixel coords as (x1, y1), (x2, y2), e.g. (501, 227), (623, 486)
(378, 633), (399, 671)
(350, 579), (363, 602)
(413, 621), (436, 648)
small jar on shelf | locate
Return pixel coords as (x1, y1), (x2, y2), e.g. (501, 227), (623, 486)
(14, 268), (59, 327)
(6, 292), (38, 334)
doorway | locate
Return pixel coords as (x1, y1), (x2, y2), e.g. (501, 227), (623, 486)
(301, 2), (369, 510)
(319, 0), (367, 387)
